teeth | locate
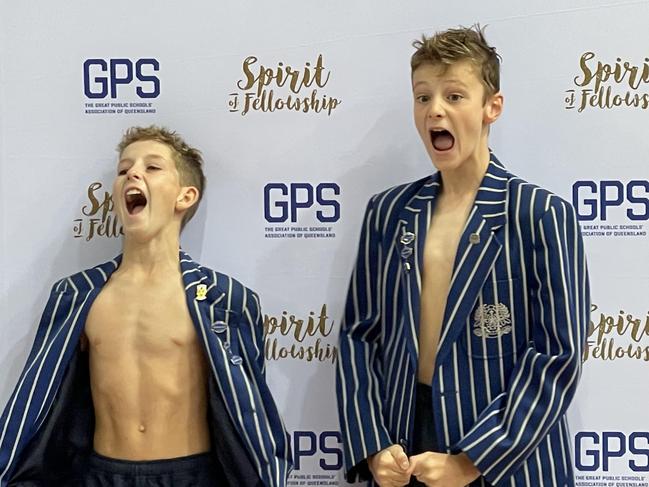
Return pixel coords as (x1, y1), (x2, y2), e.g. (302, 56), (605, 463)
(126, 189), (142, 196)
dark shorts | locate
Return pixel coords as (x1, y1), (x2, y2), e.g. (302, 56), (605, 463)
(409, 382), (439, 487)
(80, 451), (223, 487)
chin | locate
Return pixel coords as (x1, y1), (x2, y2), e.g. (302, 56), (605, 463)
(122, 222), (151, 239)
(428, 152), (462, 172)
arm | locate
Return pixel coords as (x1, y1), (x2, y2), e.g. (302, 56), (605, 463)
(0, 280), (67, 485)
(456, 200), (590, 485)
(336, 196), (394, 482)
(240, 290), (266, 376)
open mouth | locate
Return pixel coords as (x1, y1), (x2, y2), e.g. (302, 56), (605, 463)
(430, 129), (455, 151)
(125, 188), (147, 215)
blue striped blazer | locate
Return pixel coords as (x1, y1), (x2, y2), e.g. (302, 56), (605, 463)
(0, 251), (291, 486)
(336, 154), (589, 486)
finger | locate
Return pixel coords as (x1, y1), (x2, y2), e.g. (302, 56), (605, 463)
(394, 450), (410, 471)
(375, 450), (399, 470)
(387, 444), (410, 470)
(406, 453), (420, 475)
(375, 463), (411, 481)
(407, 453), (429, 477)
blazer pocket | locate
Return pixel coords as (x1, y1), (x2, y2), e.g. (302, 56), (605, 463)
(460, 277), (525, 360)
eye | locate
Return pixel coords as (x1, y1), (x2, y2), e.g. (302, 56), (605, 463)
(118, 168), (127, 175)
(448, 93), (463, 102)
(147, 165), (161, 171)
(415, 94), (430, 103)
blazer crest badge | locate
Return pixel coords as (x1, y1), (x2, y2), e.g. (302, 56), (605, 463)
(473, 303), (512, 338)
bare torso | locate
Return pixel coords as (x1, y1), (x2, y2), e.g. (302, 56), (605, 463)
(84, 268), (210, 460)
(418, 192), (474, 385)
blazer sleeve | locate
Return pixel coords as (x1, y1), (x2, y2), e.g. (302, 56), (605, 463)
(456, 199), (590, 485)
(240, 290), (267, 376)
(336, 196), (393, 482)
(0, 280), (67, 486)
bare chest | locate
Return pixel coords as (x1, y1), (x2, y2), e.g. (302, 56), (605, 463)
(85, 283), (199, 354)
(422, 203), (471, 285)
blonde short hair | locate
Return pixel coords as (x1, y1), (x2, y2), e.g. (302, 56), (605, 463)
(411, 24), (501, 99)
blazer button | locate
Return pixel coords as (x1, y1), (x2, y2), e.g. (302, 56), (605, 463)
(211, 321), (227, 333)
(400, 247), (413, 259)
(230, 355), (243, 366)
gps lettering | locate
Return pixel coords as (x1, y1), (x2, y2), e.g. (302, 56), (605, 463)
(572, 180), (649, 221)
(264, 183), (340, 223)
(575, 432), (649, 472)
(291, 431), (342, 471)
(84, 58), (160, 99)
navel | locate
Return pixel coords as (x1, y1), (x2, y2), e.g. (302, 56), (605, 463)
(138, 424), (146, 433)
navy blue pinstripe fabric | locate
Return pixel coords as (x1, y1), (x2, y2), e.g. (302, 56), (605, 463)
(0, 251), (292, 486)
(336, 154), (589, 486)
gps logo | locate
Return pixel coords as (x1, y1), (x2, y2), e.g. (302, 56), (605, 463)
(575, 432), (649, 472)
(290, 431), (343, 471)
(264, 183), (340, 223)
(83, 58), (160, 99)
(572, 180), (649, 221)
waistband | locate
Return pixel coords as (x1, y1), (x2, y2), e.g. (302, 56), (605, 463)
(88, 450), (213, 475)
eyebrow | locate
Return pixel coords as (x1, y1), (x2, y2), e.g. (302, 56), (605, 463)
(444, 79), (470, 88)
(412, 79), (470, 89)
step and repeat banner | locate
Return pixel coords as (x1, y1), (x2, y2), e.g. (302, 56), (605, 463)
(1, 1), (648, 485)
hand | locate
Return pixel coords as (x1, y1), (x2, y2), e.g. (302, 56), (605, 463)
(408, 452), (480, 487)
(368, 444), (411, 486)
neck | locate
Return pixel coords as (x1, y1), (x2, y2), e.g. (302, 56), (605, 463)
(119, 231), (181, 277)
(439, 142), (490, 199)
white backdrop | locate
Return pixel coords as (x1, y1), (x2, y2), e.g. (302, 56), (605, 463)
(1, 1), (648, 485)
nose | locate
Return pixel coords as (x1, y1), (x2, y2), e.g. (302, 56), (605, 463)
(126, 167), (142, 181)
(428, 97), (445, 119)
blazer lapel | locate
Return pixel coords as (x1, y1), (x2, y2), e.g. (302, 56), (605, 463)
(179, 251), (221, 353)
(435, 155), (509, 367)
(179, 252), (238, 399)
(397, 173), (441, 370)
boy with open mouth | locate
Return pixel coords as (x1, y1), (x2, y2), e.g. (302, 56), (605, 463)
(0, 126), (291, 486)
(336, 25), (589, 487)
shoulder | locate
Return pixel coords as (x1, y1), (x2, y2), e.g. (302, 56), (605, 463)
(369, 175), (430, 213)
(361, 175), (432, 233)
(505, 171), (577, 226)
(184, 256), (259, 312)
(52, 256), (120, 295)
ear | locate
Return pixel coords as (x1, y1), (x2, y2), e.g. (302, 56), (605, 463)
(483, 91), (504, 125)
(175, 186), (199, 213)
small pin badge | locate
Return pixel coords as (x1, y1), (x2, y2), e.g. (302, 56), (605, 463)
(400, 231), (416, 245)
(469, 233), (480, 245)
(196, 284), (208, 301)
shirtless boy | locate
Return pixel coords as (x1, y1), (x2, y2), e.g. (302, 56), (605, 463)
(0, 126), (291, 486)
(336, 26), (589, 486)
